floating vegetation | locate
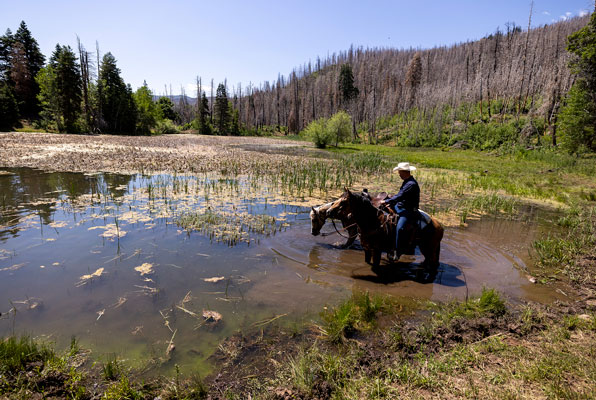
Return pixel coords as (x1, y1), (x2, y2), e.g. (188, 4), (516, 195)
(134, 263), (154, 276)
(177, 210), (285, 246)
(12, 297), (43, 311)
(204, 276), (225, 283)
(202, 310), (222, 323)
(0, 263), (26, 273)
(76, 267), (105, 286)
(111, 297), (127, 308)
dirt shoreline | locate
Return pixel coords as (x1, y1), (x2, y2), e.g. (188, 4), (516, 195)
(0, 132), (313, 175)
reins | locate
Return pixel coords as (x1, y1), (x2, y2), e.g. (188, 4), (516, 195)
(320, 219), (359, 239)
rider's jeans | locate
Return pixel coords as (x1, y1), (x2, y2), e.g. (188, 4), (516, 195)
(394, 208), (415, 255)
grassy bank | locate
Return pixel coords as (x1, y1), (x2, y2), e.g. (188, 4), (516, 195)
(4, 289), (594, 399)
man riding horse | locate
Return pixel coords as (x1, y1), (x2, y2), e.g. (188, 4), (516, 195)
(380, 162), (419, 262)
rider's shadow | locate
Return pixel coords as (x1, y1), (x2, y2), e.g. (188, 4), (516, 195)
(351, 261), (467, 286)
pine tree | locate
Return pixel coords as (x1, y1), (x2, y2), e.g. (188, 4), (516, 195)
(214, 83), (230, 134)
(338, 64), (359, 108)
(99, 52), (137, 134)
(197, 91), (212, 134)
(134, 81), (157, 135)
(0, 29), (13, 82)
(157, 96), (177, 121)
(0, 29), (19, 128)
(0, 81), (18, 130)
(12, 21), (44, 117)
(36, 45), (82, 133)
(558, 10), (596, 152)
(405, 52), (422, 107)
(229, 101), (241, 135)
(53, 45), (81, 132)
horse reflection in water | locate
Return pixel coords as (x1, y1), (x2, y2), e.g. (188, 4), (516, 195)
(324, 189), (444, 271)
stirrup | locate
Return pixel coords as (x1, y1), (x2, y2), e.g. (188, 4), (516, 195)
(387, 250), (399, 262)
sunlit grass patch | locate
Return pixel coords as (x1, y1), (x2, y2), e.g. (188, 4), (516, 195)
(103, 375), (144, 400)
(318, 291), (392, 343)
(434, 288), (507, 322)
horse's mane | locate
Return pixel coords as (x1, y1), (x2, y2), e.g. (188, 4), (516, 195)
(316, 201), (334, 214)
(348, 191), (383, 227)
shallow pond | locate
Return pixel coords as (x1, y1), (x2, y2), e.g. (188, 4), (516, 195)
(0, 168), (560, 376)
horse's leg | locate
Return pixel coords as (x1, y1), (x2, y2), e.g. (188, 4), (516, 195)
(424, 224), (443, 269)
(339, 219), (356, 248)
(372, 250), (382, 267)
(364, 249), (372, 264)
(345, 225), (357, 248)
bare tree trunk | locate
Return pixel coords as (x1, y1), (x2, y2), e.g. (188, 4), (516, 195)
(517, 0), (534, 116)
(95, 41), (102, 132)
(210, 79), (214, 124)
(77, 37), (91, 132)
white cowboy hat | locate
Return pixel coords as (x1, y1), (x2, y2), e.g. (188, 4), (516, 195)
(393, 162), (416, 172)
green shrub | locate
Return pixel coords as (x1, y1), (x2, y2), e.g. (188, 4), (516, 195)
(302, 111), (353, 148)
(155, 119), (180, 134)
(303, 117), (332, 148)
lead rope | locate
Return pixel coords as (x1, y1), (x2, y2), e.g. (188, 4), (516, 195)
(320, 220), (359, 239)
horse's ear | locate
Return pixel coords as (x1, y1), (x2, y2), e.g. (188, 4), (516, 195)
(311, 206), (316, 213)
(344, 187), (348, 192)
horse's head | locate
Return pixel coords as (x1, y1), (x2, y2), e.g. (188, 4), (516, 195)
(326, 189), (353, 220)
(310, 206), (327, 236)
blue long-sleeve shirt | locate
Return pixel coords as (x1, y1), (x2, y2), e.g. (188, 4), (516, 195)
(387, 176), (420, 211)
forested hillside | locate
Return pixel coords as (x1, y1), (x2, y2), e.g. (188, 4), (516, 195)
(231, 16), (587, 140)
(1, 15), (593, 152)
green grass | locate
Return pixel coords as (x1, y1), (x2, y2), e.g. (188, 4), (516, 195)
(0, 335), (56, 374)
(267, 292), (596, 399)
(532, 205), (596, 283)
(102, 355), (124, 381)
(328, 144), (596, 204)
(103, 376), (144, 400)
(319, 291), (390, 343)
(443, 287), (507, 320)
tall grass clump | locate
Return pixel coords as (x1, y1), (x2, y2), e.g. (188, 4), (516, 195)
(320, 292), (389, 343)
(0, 336), (56, 374)
(435, 288), (507, 323)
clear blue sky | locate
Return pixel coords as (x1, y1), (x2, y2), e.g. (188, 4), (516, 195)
(1, 0), (593, 96)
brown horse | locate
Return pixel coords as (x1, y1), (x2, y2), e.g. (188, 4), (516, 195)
(327, 189), (443, 269)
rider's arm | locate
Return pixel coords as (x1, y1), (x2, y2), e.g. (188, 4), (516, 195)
(385, 181), (415, 205)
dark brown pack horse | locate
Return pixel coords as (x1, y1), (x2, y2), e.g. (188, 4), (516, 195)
(327, 189), (444, 268)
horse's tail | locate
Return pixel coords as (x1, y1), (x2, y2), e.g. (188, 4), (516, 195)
(430, 216), (444, 240)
